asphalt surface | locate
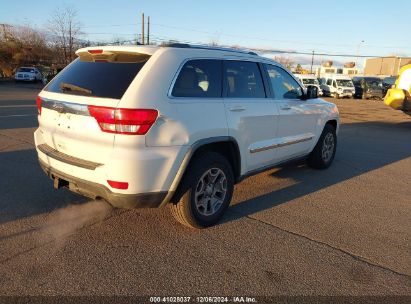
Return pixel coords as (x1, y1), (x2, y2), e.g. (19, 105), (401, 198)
(0, 82), (410, 299)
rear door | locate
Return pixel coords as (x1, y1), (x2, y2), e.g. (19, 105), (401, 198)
(37, 50), (151, 164)
(223, 60), (278, 172)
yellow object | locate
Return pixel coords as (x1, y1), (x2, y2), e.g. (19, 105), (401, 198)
(384, 88), (406, 109)
(384, 64), (411, 114)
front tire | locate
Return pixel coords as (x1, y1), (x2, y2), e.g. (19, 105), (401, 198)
(170, 152), (234, 228)
(307, 124), (337, 169)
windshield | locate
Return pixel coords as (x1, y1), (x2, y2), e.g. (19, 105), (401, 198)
(336, 79), (353, 87)
(365, 79), (382, 88)
(302, 78), (319, 85)
(18, 68), (35, 73)
(384, 77), (396, 85)
(45, 56), (150, 99)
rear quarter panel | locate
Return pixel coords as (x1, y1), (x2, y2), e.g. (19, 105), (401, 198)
(120, 49), (228, 148)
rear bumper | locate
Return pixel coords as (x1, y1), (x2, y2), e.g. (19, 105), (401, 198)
(39, 159), (168, 209)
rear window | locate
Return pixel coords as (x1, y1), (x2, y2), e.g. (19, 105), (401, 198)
(172, 59), (222, 98)
(45, 56), (149, 99)
(224, 61), (266, 98)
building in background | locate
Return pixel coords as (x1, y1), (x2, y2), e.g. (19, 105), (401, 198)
(364, 57), (411, 76)
(316, 61), (359, 78)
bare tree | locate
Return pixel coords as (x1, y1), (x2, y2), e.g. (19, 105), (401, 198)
(47, 6), (82, 64)
(274, 56), (294, 70)
(111, 36), (126, 46)
(0, 24), (51, 77)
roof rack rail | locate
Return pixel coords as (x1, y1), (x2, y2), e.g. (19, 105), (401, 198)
(161, 43), (258, 56)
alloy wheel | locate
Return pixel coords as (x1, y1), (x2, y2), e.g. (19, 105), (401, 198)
(194, 168), (227, 216)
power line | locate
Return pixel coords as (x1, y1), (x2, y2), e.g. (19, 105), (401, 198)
(84, 34), (406, 59)
(80, 21), (411, 50)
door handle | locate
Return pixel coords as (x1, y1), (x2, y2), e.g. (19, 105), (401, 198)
(281, 106), (292, 110)
(229, 106), (245, 112)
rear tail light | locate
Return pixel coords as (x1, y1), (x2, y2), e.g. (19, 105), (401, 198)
(88, 49), (103, 54)
(88, 105), (158, 135)
(36, 96), (42, 114)
(107, 180), (129, 190)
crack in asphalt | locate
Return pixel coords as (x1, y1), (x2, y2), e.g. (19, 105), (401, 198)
(230, 210), (411, 280)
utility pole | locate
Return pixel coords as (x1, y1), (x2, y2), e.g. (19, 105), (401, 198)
(147, 16), (150, 45)
(310, 50), (315, 74)
(141, 13), (145, 45)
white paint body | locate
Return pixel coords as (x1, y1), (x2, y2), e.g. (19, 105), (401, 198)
(34, 46), (339, 201)
(294, 74), (323, 96)
(320, 74), (355, 98)
(15, 67), (42, 82)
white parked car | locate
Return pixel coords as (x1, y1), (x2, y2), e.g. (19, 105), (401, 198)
(294, 74), (323, 96)
(320, 74), (355, 98)
(15, 67), (43, 82)
(34, 44), (339, 228)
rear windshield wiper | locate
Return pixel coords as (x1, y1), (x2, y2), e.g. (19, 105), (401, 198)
(60, 82), (92, 96)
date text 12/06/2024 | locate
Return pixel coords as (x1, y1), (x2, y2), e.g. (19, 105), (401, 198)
(149, 296), (257, 303)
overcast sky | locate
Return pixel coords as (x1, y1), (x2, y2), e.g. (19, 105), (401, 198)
(1, 0), (410, 69)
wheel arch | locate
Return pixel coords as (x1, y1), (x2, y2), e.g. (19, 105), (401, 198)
(311, 117), (338, 152)
(326, 119), (338, 131)
(165, 136), (242, 205)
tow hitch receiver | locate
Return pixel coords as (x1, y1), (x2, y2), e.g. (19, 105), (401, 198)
(53, 176), (69, 189)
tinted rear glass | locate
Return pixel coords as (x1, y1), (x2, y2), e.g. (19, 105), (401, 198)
(224, 61), (266, 98)
(172, 59), (222, 98)
(45, 57), (149, 99)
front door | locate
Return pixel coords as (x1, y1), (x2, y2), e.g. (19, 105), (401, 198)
(264, 64), (319, 163)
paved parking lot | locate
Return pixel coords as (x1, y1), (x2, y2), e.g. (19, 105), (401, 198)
(0, 82), (410, 298)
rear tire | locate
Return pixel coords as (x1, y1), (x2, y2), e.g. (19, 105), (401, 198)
(307, 124), (337, 169)
(170, 152), (234, 228)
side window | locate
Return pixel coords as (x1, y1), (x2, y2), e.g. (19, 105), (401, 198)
(265, 64), (303, 99)
(172, 59), (222, 98)
(326, 79), (332, 86)
(224, 61), (266, 98)
(332, 80), (337, 88)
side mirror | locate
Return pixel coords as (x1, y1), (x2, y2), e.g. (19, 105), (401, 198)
(305, 85), (318, 99)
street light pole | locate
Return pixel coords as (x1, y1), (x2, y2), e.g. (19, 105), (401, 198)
(356, 40), (365, 73)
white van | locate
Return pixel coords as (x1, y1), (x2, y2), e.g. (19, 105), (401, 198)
(294, 74), (323, 96)
(320, 75), (355, 98)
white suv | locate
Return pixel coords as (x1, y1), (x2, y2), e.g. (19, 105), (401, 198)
(15, 67), (43, 82)
(34, 44), (339, 228)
